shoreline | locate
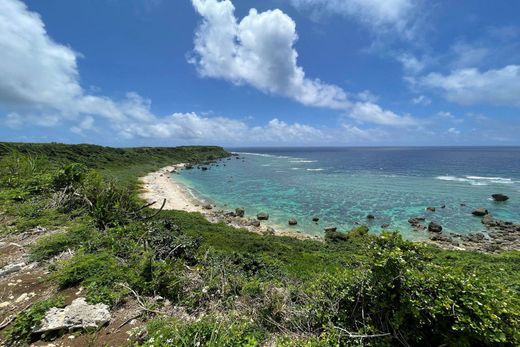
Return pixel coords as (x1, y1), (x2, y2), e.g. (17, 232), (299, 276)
(139, 164), (318, 241)
(139, 164), (520, 251)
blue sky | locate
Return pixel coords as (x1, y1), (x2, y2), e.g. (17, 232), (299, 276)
(1, 0), (519, 146)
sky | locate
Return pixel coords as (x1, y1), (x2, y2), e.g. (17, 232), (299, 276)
(1, 0), (519, 147)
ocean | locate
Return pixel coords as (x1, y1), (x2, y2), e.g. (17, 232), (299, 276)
(174, 147), (520, 239)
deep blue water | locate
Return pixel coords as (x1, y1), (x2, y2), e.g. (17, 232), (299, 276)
(175, 147), (520, 239)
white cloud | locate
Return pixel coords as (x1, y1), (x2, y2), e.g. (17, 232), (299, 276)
(190, 0), (416, 127)
(450, 42), (490, 69)
(290, 0), (416, 33)
(419, 65), (520, 107)
(190, 0), (349, 110)
(119, 112), (330, 145)
(349, 102), (417, 127)
(447, 127), (460, 135)
(436, 111), (463, 124)
(0, 0), (158, 130)
(396, 53), (426, 74)
(412, 95), (431, 105)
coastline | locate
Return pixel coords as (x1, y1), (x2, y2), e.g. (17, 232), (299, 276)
(139, 164), (317, 241)
(139, 164), (520, 251)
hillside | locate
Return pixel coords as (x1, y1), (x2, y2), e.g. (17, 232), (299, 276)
(0, 143), (518, 346)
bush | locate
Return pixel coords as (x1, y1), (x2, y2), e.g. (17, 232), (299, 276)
(307, 233), (520, 346)
(137, 316), (264, 346)
(29, 224), (97, 262)
(53, 252), (131, 305)
(52, 163), (88, 190)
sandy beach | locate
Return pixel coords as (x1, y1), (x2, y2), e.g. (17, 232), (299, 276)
(139, 163), (205, 213)
(139, 164), (317, 240)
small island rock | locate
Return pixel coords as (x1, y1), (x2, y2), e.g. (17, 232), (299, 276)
(288, 218), (298, 225)
(492, 194), (509, 202)
(257, 212), (269, 220)
(428, 222), (443, 233)
(472, 208), (488, 216)
(235, 207), (245, 217)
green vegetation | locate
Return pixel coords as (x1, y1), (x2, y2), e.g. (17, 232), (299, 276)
(4, 297), (65, 345)
(1, 143), (519, 346)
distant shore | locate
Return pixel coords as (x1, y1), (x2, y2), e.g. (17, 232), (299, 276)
(139, 164), (317, 241)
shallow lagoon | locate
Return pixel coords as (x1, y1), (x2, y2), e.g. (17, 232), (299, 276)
(175, 147), (520, 239)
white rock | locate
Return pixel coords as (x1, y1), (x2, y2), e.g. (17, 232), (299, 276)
(34, 298), (111, 333)
(0, 262), (25, 277)
(15, 293), (28, 303)
(0, 301), (11, 308)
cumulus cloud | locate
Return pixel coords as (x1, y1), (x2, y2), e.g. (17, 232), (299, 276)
(118, 112), (332, 145)
(419, 65), (520, 107)
(290, 0), (416, 33)
(190, 0), (416, 127)
(349, 102), (417, 127)
(190, 0), (349, 110)
(0, 0), (160, 128)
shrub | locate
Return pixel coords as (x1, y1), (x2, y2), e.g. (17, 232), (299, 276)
(53, 252), (131, 305)
(137, 316), (264, 347)
(52, 163), (88, 190)
(307, 233), (520, 346)
(29, 225), (97, 262)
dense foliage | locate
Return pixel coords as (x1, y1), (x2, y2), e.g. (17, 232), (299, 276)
(0, 143), (519, 346)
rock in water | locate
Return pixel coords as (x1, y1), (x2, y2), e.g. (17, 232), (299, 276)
(472, 208), (488, 216)
(202, 204), (213, 210)
(481, 214), (494, 225)
(324, 226), (337, 232)
(257, 212), (269, 220)
(312, 216), (320, 222)
(235, 207), (245, 217)
(428, 222), (443, 233)
(366, 214), (375, 219)
(426, 207), (436, 212)
(34, 298), (111, 333)
(288, 218), (298, 226)
(492, 194), (509, 202)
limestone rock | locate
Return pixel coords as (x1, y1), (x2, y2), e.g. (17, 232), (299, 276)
(34, 298), (111, 333)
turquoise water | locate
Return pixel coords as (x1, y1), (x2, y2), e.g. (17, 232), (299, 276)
(174, 147), (520, 240)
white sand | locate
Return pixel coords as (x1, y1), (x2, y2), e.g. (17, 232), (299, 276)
(139, 164), (317, 241)
(139, 164), (205, 213)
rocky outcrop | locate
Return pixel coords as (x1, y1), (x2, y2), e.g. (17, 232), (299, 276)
(288, 218), (298, 226)
(408, 217), (425, 226)
(428, 222), (443, 233)
(472, 208), (488, 216)
(426, 207), (436, 212)
(202, 203), (213, 210)
(492, 194), (509, 202)
(312, 216), (320, 222)
(34, 298), (111, 333)
(257, 212), (269, 221)
(324, 226), (337, 232)
(381, 223), (390, 228)
(366, 214), (375, 220)
(235, 207), (245, 218)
